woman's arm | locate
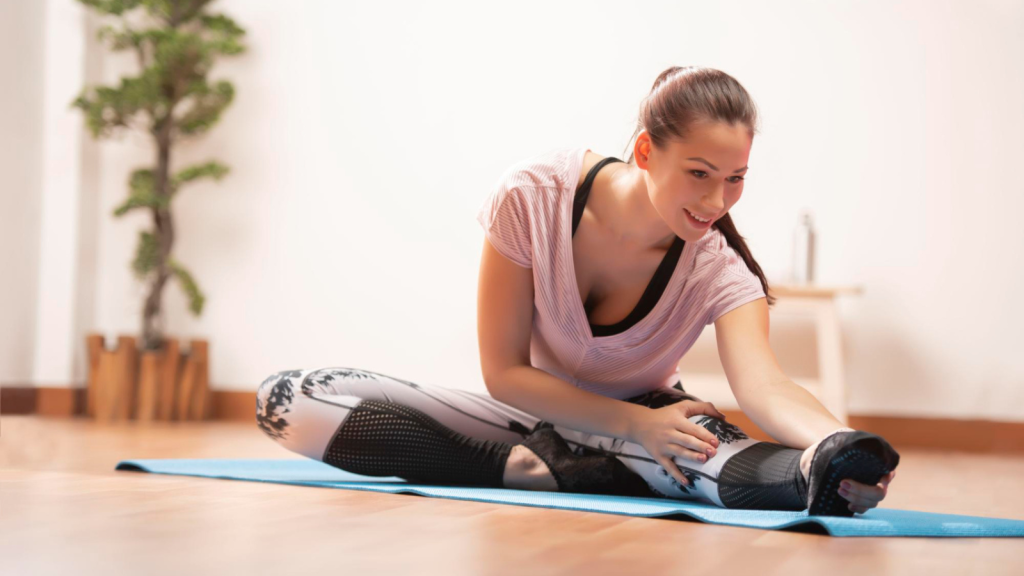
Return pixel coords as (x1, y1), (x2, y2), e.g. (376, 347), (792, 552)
(714, 297), (849, 449)
(487, 364), (647, 440)
(478, 235), (647, 440)
(717, 297), (894, 514)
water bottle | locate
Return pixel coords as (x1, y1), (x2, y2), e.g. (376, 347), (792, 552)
(792, 210), (816, 284)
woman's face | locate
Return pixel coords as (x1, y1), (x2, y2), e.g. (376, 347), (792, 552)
(635, 122), (752, 243)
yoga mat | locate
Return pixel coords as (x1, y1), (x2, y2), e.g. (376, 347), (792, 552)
(115, 458), (1024, 538)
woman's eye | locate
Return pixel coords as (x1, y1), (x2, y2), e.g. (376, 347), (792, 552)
(691, 170), (745, 183)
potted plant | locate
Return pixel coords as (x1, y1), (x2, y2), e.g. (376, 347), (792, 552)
(72, 0), (246, 422)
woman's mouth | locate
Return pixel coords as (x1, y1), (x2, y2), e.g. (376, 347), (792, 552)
(685, 208), (714, 229)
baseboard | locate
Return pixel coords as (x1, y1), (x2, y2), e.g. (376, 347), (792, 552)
(3, 386), (1023, 453)
(0, 385), (252, 421)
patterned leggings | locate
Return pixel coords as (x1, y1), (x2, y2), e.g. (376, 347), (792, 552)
(255, 367), (799, 507)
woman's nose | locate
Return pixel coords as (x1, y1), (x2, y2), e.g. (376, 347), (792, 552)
(704, 188), (725, 212)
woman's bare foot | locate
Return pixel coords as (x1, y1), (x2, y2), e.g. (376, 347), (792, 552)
(502, 444), (558, 491)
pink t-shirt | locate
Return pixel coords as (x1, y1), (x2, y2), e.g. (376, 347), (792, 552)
(476, 146), (766, 400)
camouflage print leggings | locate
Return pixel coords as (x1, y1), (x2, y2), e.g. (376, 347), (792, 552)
(255, 367), (780, 506)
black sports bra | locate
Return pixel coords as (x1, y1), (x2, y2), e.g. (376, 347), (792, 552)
(573, 156), (685, 337)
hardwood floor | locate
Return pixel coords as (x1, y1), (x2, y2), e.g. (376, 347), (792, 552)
(1, 416), (1022, 575)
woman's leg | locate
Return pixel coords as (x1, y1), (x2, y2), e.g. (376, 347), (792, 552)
(546, 382), (810, 510)
(256, 368), (868, 511)
(255, 367), (544, 486)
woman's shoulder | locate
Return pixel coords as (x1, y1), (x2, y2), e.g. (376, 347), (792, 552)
(497, 146), (588, 193)
(692, 226), (737, 264)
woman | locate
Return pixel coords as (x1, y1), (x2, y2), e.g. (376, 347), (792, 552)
(256, 66), (899, 516)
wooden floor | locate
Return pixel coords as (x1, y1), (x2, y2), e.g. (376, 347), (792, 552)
(1, 416), (1022, 575)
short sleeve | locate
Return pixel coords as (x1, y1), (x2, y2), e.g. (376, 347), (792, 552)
(475, 178), (533, 269)
(705, 241), (766, 325)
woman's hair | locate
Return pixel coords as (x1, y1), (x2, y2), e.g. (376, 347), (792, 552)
(622, 65), (775, 307)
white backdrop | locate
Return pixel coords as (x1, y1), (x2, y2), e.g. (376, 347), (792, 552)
(3, 0), (1022, 422)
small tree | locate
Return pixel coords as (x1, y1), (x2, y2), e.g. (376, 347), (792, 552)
(72, 0), (246, 350)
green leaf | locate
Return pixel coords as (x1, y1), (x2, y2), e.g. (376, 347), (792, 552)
(131, 231), (160, 279)
(73, 1), (247, 140)
(70, 71), (163, 138)
(171, 161), (229, 190)
(199, 13), (247, 55)
(95, 24), (145, 51)
(169, 260), (205, 316)
(200, 13), (245, 37)
(113, 168), (170, 216)
(176, 80), (234, 136)
(77, 0), (144, 17)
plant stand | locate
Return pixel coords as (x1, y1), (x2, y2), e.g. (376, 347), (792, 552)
(86, 333), (210, 422)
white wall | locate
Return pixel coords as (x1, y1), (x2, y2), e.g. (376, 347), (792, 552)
(0, 0), (45, 382)
(12, 0), (1024, 422)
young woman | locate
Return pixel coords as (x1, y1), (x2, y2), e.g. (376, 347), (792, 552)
(256, 66), (899, 516)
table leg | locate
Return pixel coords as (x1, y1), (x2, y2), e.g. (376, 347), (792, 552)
(815, 299), (849, 425)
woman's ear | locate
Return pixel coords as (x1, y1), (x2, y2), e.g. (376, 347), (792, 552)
(633, 133), (652, 169)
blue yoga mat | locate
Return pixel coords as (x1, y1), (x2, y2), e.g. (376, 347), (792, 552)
(115, 458), (1024, 538)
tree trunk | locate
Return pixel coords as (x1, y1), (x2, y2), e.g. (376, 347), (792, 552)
(141, 115), (176, 351)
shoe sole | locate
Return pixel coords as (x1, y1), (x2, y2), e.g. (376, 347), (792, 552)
(809, 433), (900, 516)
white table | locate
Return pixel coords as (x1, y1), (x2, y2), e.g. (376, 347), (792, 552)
(678, 283), (863, 426)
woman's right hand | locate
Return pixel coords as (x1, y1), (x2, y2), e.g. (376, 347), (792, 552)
(625, 400), (727, 488)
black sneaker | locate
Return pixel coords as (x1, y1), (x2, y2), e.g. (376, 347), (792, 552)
(519, 426), (655, 498)
(806, 430), (900, 516)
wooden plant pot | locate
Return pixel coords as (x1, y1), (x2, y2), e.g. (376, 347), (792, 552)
(85, 333), (210, 423)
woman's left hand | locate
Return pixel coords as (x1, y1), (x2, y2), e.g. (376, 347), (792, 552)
(838, 470), (896, 514)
